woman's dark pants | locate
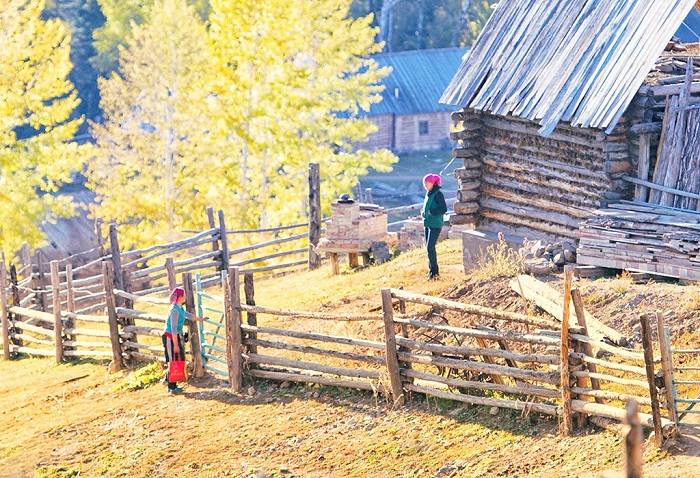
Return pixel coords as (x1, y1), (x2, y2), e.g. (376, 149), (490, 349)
(424, 227), (441, 277)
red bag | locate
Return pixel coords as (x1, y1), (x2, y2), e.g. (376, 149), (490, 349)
(168, 358), (187, 383)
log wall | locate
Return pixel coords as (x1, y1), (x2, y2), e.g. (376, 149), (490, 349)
(450, 109), (634, 239)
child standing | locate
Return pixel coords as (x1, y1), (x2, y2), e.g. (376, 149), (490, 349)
(421, 174), (447, 280)
(162, 286), (207, 393)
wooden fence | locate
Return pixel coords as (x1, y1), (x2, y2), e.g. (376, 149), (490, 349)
(196, 267), (679, 436)
(5, 206), (314, 316)
(0, 260), (681, 438)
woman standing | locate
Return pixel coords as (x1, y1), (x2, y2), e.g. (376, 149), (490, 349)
(421, 174), (447, 280)
(163, 286), (207, 394)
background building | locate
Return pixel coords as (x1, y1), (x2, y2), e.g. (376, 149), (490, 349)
(355, 48), (466, 153)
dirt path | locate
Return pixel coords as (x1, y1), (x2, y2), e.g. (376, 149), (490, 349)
(643, 427), (700, 477)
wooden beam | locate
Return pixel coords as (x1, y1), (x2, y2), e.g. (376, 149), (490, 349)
(624, 399), (643, 478)
(225, 267), (242, 392)
(655, 311), (678, 424)
(102, 261), (123, 371)
(510, 275), (624, 345)
(50, 261), (63, 364)
(571, 289), (603, 404)
(218, 211), (230, 273)
(308, 163), (322, 270)
(183, 272), (203, 378)
(633, 134), (651, 202)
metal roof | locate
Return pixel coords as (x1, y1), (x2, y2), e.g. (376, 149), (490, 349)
(677, 7), (700, 42)
(366, 47), (467, 117)
(440, 0), (698, 136)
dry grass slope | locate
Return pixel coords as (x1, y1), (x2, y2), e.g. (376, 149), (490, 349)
(3, 239), (700, 477)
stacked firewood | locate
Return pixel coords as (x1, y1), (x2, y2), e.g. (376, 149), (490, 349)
(577, 201), (700, 281)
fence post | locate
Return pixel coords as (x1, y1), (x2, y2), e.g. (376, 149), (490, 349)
(308, 163), (322, 270)
(65, 264), (75, 313)
(640, 313), (663, 446)
(656, 310), (678, 424)
(182, 272), (204, 378)
(95, 219), (105, 257)
(571, 288), (603, 405)
(9, 264), (20, 308)
(381, 288), (404, 407)
(165, 257), (176, 290)
(50, 261), (63, 364)
(624, 399), (643, 478)
(225, 266), (242, 392)
(102, 261), (123, 371)
(20, 243), (31, 271)
(218, 210), (230, 273)
(64, 264), (76, 349)
(559, 265), (574, 435)
(1, 259), (9, 360)
(122, 269), (136, 354)
(9, 264), (21, 349)
(364, 187), (373, 205)
(244, 273), (258, 363)
(108, 223), (124, 307)
(35, 251), (46, 311)
(206, 207), (220, 254)
(397, 298), (413, 385)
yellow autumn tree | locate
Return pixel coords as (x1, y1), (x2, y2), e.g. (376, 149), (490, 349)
(0, 0), (83, 256)
(208, 0), (397, 229)
(86, 0), (217, 247)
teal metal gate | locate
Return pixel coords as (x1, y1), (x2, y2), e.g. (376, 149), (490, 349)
(666, 325), (700, 425)
(195, 273), (228, 378)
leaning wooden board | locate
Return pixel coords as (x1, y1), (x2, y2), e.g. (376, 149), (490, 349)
(510, 274), (625, 346)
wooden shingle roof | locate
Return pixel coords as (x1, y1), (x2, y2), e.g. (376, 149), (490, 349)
(440, 0), (698, 136)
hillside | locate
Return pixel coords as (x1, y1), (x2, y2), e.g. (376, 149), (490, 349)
(3, 239), (700, 477)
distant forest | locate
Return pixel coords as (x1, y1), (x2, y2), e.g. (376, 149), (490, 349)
(43, 0), (492, 133)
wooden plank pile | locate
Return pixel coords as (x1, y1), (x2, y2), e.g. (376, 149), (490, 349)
(577, 200), (700, 280)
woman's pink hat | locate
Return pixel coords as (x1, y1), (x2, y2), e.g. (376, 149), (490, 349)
(423, 174), (442, 186)
(170, 287), (185, 304)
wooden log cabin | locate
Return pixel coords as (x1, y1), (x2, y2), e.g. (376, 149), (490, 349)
(440, 0), (700, 241)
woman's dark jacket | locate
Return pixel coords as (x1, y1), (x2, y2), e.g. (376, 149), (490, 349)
(422, 186), (447, 228)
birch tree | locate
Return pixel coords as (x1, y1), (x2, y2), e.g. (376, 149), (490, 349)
(86, 0), (215, 247)
(0, 0), (83, 255)
(208, 0), (396, 229)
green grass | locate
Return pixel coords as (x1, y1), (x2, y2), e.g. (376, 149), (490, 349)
(114, 362), (164, 391)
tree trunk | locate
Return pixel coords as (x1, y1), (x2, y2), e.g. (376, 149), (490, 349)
(452, 0), (472, 47)
(379, 0), (402, 51)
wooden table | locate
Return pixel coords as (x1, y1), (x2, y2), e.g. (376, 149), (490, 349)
(315, 245), (371, 275)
